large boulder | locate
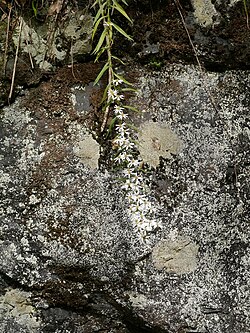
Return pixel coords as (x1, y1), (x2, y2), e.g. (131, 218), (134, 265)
(0, 61), (249, 332)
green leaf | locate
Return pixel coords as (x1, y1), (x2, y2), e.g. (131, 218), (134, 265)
(114, 73), (132, 85)
(92, 15), (106, 39)
(123, 105), (141, 113)
(112, 22), (133, 41)
(111, 55), (125, 65)
(120, 0), (129, 5)
(113, 0), (133, 23)
(101, 83), (111, 104)
(106, 116), (117, 137)
(94, 62), (109, 85)
(121, 87), (138, 92)
(93, 5), (103, 24)
(94, 46), (108, 62)
(32, 0), (37, 17)
(92, 29), (107, 54)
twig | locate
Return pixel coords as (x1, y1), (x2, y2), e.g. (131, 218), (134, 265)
(173, 0), (220, 113)
(3, 4), (12, 76)
(9, 16), (23, 101)
(70, 38), (77, 80)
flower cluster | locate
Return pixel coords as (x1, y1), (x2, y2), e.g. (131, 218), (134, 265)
(111, 81), (162, 239)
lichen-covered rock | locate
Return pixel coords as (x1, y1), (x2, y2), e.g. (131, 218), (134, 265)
(130, 0), (250, 71)
(12, 10), (93, 70)
(0, 63), (249, 332)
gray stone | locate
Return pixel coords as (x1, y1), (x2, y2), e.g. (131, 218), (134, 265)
(0, 63), (249, 332)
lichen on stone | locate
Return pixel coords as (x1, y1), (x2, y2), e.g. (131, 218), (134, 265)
(138, 120), (182, 168)
(152, 237), (199, 274)
(12, 10), (93, 70)
(0, 289), (41, 330)
(73, 133), (100, 169)
(191, 0), (220, 27)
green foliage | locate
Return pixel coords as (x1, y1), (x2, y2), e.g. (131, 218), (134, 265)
(31, 0), (38, 17)
(243, 0), (250, 29)
(149, 58), (164, 70)
(92, 0), (134, 132)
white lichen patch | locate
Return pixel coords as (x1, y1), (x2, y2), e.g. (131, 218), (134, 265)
(152, 237), (199, 274)
(138, 121), (182, 168)
(13, 19), (65, 70)
(13, 11), (93, 69)
(73, 134), (100, 169)
(191, 0), (220, 27)
(0, 170), (11, 187)
(0, 289), (40, 329)
(127, 292), (149, 310)
(229, 0), (241, 6)
(64, 13), (93, 55)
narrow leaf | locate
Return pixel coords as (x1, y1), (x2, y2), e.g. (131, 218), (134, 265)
(101, 84), (111, 104)
(123, 105), (141, 113)
(120, 0), (129, 5)
(32, 0), (37, 17)
(94, 46), (108, 62)
(114, 73), (132, 85)
(93, 5), (103, 25)
(112, 22), (133, 41)
(92, 29), (107, 54)
(111, 55), (125, 65)
(121, 87), (138, 92)
(106, 116), (117, 137)
(94, 62), (109, 85)
(92, 15), (106, 39)
(113, 0), (133, 23)
(91, 0), (98, 8)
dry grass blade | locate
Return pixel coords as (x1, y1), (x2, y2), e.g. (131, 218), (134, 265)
(3, 4), (12, 76)
(173, 0), (220, 114)
(9, 16), (23, 101)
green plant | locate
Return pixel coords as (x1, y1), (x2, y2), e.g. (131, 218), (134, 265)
(92, 0), (162, 239)
(92, 0), (133, 132)
(243, 0), (249, 29)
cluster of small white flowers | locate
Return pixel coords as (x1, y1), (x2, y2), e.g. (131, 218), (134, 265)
(110, 81), (162, 239)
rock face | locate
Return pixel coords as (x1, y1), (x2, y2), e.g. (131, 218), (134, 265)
(0, 1), (250, 332)
(0, 61), (249, 332)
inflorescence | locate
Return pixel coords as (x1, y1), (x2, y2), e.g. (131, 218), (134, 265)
(109, 80), (162, 239)
(92, 0), (161, 239)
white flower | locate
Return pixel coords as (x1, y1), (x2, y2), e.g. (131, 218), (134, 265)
(122, 179), (137, 191)
(113, 136), (126, 147)
(130, 173), (143, 184)
(116, 112), (128, 120)
(108, 89), (124, 101)
(123, 169), (135, 178)
(115, 123), (126, 132)
(113, 79), (123, 86)
(115, 124), (130, 137)
(114, 151), (132, 164)
(114, 105), (124, 115)
(114, 92), (124, 101)
(126, 192), (140, 202)
(122, 139), (134, 150)
(128, 159), (142, 168)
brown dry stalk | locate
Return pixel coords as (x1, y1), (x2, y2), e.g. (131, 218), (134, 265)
(3, 4), (12, 76)
(173, 0), (233, 139)
(8, 16), (23, 101)
(173, 0), (220, 114)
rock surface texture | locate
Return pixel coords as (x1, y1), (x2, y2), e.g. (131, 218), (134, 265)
(0, 0), (250, 332)
(1, 62), (249, 332)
